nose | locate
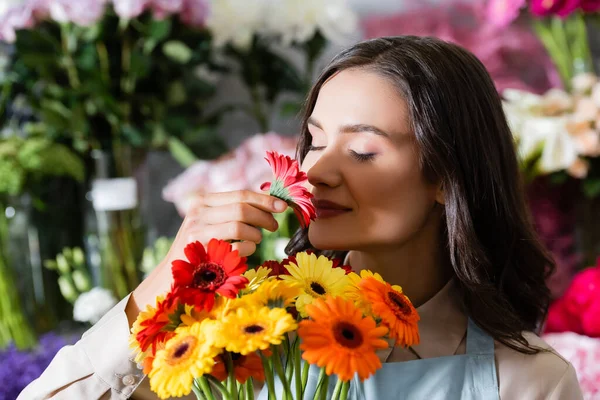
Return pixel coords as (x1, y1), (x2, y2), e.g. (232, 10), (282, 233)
(306, 149), (343, 189)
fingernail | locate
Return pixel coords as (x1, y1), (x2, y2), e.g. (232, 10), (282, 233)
(274, 200), (288, 211)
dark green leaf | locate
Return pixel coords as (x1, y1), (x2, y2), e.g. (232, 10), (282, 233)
(583, 178), (600, 198)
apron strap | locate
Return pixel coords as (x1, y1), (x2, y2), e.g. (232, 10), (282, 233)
(465, 318), (495, 356)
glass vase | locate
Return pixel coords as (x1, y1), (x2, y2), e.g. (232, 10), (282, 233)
(85, 146), (146, 299)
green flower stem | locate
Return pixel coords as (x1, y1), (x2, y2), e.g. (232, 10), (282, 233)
(192, 378), (207, 400)
(293, 338), (302, 400)
(259, 352), (277, 400)
(96, 42), (111, 84)
(339, 382), (350, 400)
(301, 358), (310, 392)
(0, 202), (37, 350)
(206, 375), (232, 400)
(272, 345), (292, 400)
(331, 379), (343, 400)
(551, 16), (573, 72)
(225, 353), (239, 400)
(534, 19), (572, 87)
(314, 368), (329, 400)
(60, 23), (81, 89)
(246, 379), (254, 400)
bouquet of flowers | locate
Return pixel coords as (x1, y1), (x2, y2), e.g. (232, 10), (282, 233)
(130, 152), (420, 399)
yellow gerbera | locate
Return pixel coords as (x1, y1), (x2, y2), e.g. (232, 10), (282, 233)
(280, 252), (349, 317)
(346, 270), (403, 315)
(242, 266), (273, 293)
(242, 279), (302, 309)
(217, 306), (297, 355)
(149, 320), (221, 399)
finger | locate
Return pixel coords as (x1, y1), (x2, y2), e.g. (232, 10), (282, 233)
(186, 221), (263, 244)
(195, 190), (288, 213)
(231, 241), (257, 258)
(189, 203), (279, 232)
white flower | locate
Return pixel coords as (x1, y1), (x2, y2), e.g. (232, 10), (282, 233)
(206, 0), (268, 49)
(73, 287), (118, 324)
(503, 89), (578, 174)
(264, 0), (357, 45)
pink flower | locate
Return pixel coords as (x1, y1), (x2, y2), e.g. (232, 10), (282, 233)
(581, 0), (600, 12)
(111, 0), (149, 19)
(0, 0), (48, 42)
(545, 297), (584, 334)
(162, 132), (298, 216)
(530, 0), (581, 18)
(180, 0), (209, 26)
(361, 2), (561, 95)
(149, 0), (184, 19)
(485, 0), (526, 27)
(49, 0), (107, 26)
(542, 332), (600, 399)
(582, 299), (600, 337)
(260, 151), (316, 228)
(563, 261), (600, 315)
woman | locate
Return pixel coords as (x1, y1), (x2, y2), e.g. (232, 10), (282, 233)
(20, 36), (582, 399)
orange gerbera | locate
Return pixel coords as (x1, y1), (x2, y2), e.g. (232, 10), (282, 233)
(211, 351), (266, 383)
(298, 296), (389, 382)
(260, 151), (316, 228)
(172, 239), (249, 311)
(360, 277), (420, 347)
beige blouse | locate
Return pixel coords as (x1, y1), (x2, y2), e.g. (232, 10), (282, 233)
(19, 281), (583, 399)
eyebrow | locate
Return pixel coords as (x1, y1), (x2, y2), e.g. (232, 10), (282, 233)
(307, 116), (390, 138)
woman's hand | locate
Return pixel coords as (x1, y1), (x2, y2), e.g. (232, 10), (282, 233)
(126, 190), (288, 326)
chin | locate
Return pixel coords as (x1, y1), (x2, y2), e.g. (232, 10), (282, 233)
(308, 221), (355, 251)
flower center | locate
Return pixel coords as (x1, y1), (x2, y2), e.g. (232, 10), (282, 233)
(193, 262), (225, 289)
(166, 336), (197, 365)
(310, 281), (326, 295)
(388, 291), (411, 316)
(244, 324), (265, 334)
(333, 322), (363, 349)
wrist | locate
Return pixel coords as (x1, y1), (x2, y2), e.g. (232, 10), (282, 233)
(125, 260), (171, 328)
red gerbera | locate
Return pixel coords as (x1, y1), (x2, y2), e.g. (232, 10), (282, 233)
(263, 260), (290, 278)
(171, 239), (249, 311)
(135, 290), (180, 355)
(260, 151), (316, 228)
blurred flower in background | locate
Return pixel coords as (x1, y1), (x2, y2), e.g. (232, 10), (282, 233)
(362, 2), (560, 94)
(162, 132), (297, 216)
(72, 287), (117, 325)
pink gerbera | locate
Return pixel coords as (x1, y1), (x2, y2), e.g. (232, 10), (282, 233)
(260, 151), (316, 228)
(171, 239), (249, 311)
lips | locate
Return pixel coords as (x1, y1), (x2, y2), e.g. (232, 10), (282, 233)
(311, 199), (352, 219)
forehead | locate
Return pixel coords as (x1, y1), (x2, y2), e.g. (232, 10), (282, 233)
(311, 68), (410, 134)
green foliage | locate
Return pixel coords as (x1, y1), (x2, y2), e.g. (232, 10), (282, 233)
(0, 133), (84, 197)
(45, 246), (92, 304)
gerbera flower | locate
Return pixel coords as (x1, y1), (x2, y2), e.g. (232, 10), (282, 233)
(265, 259), (290, 278)
(299, 296), (389, 382)
(243, 279), (302, 309)
(217, 306), (297, 355)
(130, 291), (180, 356)
(346, 270), (403, 314)
(360, 277), (420, 347)
(149, 321), (221, 399)
(242, 266), (273, 293)
(172, 239), (249, 311)
(211, 351), (266, 383)
(280, 251), (349, 317)
(260, 151), (316, 228)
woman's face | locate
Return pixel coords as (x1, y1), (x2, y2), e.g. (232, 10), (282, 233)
(302, 68), (442, 251)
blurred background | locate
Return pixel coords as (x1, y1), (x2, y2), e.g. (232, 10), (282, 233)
(0, 0), (599, 398)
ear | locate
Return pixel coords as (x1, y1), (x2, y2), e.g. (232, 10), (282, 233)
(435, 183), (445, 205)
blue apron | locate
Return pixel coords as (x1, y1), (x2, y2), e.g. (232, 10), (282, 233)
(258, 319), (499, 399)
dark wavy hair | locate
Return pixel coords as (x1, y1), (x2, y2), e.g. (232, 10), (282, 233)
(286, 36), (554, 354)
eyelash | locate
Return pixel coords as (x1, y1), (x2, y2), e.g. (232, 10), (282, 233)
(308, 146), (376, 162)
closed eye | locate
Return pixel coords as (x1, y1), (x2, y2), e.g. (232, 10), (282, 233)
(350, 150), (376, 162)
(308, 145), (326, 152)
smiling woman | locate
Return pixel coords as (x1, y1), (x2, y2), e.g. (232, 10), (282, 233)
(19, 36), (583, 400)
